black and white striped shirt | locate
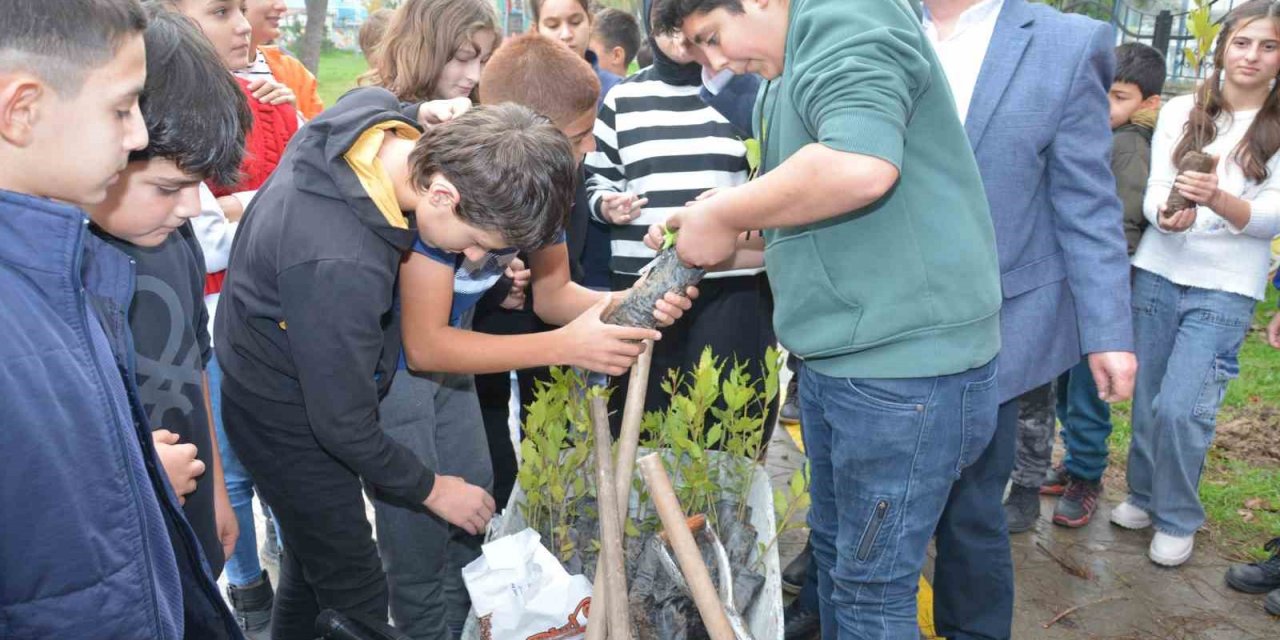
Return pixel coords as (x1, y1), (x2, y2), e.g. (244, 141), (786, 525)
(584, 69), (761, 278)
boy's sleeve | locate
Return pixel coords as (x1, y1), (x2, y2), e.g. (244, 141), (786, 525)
(584, 90), (629, 223)
(1111, 132), (1150, 254)
(276, 259), (435, 504)
(787, 0), (932, 170)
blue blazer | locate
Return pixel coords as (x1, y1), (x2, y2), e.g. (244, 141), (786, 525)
(967, 0), (1134, 401)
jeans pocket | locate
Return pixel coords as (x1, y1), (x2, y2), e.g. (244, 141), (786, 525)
(855, 498), (891, 562)
(844, 377), (936, 412)
(957, 366), (1000, 475)
(1193, 352), (1241, 420)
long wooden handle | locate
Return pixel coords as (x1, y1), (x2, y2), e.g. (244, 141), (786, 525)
(590, 396), (631, 640)
(637, 454), (734, 640)
(586, 346), (654, 640)
(613, 342), (653, 524)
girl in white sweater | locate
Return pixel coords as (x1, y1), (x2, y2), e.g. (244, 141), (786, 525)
(1115, 0), (1280, 567)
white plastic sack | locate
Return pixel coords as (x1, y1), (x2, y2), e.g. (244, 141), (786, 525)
(461, 528), (594, 640)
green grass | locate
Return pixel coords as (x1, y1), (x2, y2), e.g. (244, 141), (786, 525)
(1105, 287), (1280, 560)
(316, 49), (368, 109)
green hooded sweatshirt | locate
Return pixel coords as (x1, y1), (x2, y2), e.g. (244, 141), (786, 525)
(758, 0), (1002, 379)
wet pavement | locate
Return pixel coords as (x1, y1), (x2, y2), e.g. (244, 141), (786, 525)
(761, 425), (1279, 639)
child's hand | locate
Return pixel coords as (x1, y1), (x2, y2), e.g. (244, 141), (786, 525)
(417, 97), (472, 127)
(1157, 202), (1197, 232)
(1175, 170), (1220, 207)
(650, 287), (698, 328)
(246, 78), (296, 106)
(500, 257), (531, 310)
(423, 475), (496, 535)
(216, 195), (245, 223)
(600, 192), (648, 224)
(643, 223), (666, 251)
(152, 430), (204, 505)
(1267, 312), (1280, 349)
(558, 295), (661, 376)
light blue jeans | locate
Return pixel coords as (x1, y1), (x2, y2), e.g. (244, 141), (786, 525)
(1127, 269), (1254, 537)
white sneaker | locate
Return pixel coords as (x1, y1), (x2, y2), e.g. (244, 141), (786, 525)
(1149, 531), (1195, 567)
(1109, 500), (1152, 530)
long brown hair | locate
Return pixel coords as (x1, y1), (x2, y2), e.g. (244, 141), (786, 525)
(358, 0), (500, 103)
(1175, 0), (1280, 182)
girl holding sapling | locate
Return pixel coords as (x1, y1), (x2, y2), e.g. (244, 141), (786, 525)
(1117, 0), (1280, 567)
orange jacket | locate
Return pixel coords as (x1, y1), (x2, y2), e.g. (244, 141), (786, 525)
(260, 45), (324, 119)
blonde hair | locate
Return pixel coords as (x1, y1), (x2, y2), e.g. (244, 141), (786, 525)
(358, 0), (500, 103)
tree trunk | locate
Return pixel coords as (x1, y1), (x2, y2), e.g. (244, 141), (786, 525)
(300, 0), (328, 75)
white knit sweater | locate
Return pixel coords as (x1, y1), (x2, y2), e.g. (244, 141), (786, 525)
(1134, 94), (1280, 300)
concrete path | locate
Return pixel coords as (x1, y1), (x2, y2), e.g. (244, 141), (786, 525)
(761, 425), (1278, 639)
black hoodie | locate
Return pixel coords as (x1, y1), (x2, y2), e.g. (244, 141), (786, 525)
(214, 87), (436, 504)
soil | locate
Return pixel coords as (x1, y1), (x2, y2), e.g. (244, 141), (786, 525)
(1164, 151), (1217, 215)
(603, 248), (704, 329)
(1213, 403), (1280, 468)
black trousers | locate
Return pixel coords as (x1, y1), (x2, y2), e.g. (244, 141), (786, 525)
(932, 398), (1019, 640)
(607, 272), (779, 448)
(220, 388), (388, 640)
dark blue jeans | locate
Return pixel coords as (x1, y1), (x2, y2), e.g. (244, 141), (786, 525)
(799, 360), (998, 639)
(1055, 358), (1113, 481)
(932, 398), (1020, 640)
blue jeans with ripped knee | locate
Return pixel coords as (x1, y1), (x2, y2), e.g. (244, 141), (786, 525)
(799, 359), (998, 639)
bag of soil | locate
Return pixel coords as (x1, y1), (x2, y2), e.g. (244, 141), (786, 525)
(603, 247), (704, 329)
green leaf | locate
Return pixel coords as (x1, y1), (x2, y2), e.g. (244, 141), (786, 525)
(662, 226), (679, 251)
(744, 137), (761, 172)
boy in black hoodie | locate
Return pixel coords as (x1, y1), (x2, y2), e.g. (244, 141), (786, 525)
(213, 91), (577, 638)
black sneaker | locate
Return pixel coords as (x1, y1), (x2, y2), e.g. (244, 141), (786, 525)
(783, 598), (821, 640)
(782, 542), (811, 595)
(1266, 588), (1280, 616)
(1226, 537), (1280, 594)
(1052, 477), (1101, 528)
(780, 376), (801, 425)
(227, 570), (274, 635)
(1003, 483), (1041, 534)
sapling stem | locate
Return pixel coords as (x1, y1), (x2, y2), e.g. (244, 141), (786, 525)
(587, 344), (653, 639)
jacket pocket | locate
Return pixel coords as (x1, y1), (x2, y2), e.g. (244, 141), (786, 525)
(1001, 251), (1067, 299)
(764, 232), (862, 358)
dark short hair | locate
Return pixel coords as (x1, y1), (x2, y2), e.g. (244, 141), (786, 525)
(530, 0), (591, 23)
(593, 8), (642, 65)
(635, 41), (653, 68)
(1114, 42), (1166, 99)
(131, 5), (249, 185)
(652, 0), (743, 34)
(480, 34), (599, 129)
(0, 0), (148, 97)
(409, 103), (576, 251)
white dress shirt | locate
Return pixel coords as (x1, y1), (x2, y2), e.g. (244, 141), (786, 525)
(922, 0), (1005, 122)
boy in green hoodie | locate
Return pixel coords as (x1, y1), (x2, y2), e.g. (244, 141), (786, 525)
(651, 0), (1003, 637)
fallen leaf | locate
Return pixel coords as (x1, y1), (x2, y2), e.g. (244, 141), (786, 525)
(1238, 508), (1257, 523)
(1244, 497), (1273, 511)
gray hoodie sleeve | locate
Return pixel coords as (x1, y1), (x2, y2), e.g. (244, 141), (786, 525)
(277, 258), (435, 504)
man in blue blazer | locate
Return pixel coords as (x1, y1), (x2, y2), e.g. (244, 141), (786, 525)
(922, 1), (1136, 638)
